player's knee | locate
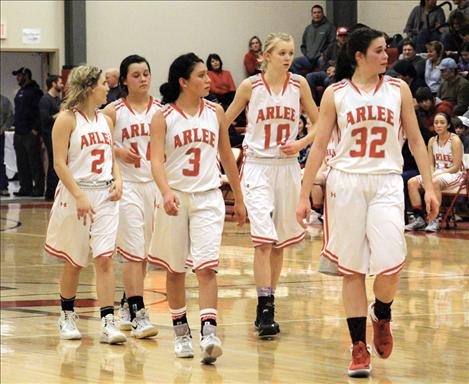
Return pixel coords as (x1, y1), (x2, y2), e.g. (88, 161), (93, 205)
(167, 271), (185, 282)
(94, 256), (113, 272)
(407, 177), (419, 189)
(432, 178), (441, 189)
(195, 268), (216, 281)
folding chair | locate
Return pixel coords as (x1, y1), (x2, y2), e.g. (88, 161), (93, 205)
(441, 154), (469, 228)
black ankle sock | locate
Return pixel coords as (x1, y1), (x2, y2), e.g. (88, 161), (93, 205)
(374, 298), (393, 320)
(200, 318), (217, 332)
(413, 208), (423, 218)
(127, 296), (144, 320)
(60, 295), (76, 312)
(172, 314), (188, 327)
(100, 306), (114, 318)
(313, 206), (323, 215)
(120, 292), (127, 307)
(347, 317), (367, 344)
(258, 295), (273, 307)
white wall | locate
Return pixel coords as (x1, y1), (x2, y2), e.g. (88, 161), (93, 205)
(86, 0), (320, 96)
(357, 0), (451, 37)
(0, 0), (64, 58)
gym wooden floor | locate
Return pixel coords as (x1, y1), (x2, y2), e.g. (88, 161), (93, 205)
(1, 200), (468, 384)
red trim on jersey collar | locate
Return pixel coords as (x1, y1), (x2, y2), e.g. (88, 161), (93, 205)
(348, 80), (362, 95)
(372, 75), (384, 95)
(73, 108), (97, 123)
(170, 103), (188, 119)
(260, 72), (291, 96)
(281, 72), (291, 96)
(121, 96), (154, 116)
(199, 98), (205, 115)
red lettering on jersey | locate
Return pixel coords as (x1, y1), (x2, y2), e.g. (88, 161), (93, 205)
(95, 132), (105, 144)
(81, 135), (89, 149)
(256, 109), (266, 123)
(377, 106), (386, 122)
(122, 127), (130, 141)
(356, 107), (366, 123)
(266, 107), (275, 120)
(209, 131), (216, 147)
(367, 106), (377, 121)
(202, 128), (209, 144)
(183, 130), (193, 146)
(103, 132), (111, 145)
(131, 124), (139, 138)
(386, 109), (394, 125)
(88, 132), (97, 146)
(174, 134), (183, 148)
(192, 128), (202, 142)
(140, 123), (149, 136)
(346, 112), (355, 125)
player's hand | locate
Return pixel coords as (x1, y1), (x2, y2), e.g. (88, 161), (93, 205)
(424, 188), (440, 222)
(75, 193), (95, 226)
(280, 140), (301, 156)
(233, 200), (247, 227)
(296, 196), (311, 229)
(109, 178), (122, 201)
(163, 190), (180, 216)
(116, 146), (141, 164)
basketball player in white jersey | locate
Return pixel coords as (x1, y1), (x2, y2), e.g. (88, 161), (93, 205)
(296, 27), (438, 377)
(103, 55), (160, 338)
(224, 32), (319, 338)
(148, 53), (246, 364)
(44, 66), (126, 344)
(406, 112), (464, 232)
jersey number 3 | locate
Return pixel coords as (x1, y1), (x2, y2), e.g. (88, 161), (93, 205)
(183, 148), (201, 176)
(350, 127), (387, 158)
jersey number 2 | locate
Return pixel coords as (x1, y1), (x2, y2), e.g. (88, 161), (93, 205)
(350, 127), (387, 158)
(183, 148), (201, 176)
(91, 149), (105, 174)
(130, 142), (151, 168)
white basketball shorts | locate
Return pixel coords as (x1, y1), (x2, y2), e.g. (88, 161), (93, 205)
(44, 182), (119, 268)
(321, 169), (406, 276)
(147, 188), (225, 273)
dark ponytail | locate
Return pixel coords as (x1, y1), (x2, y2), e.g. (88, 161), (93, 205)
(335, 26), (385, 82)
(160, 52), (204, 104)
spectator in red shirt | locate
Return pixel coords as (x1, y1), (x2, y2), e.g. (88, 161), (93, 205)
(244, 36), (263, 76)
(415, 86), (453, 133)
(207, 53), (236, 110)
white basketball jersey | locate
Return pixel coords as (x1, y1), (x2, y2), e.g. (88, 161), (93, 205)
(433, 133), (464, 171)
(328, 76), (404, 174)
(163, 99), (221, 193)
(67, 110), (113, 182)
(113, 97), (162, 182)
(244, 73), (301, 158)
(325, 127), (339, 165)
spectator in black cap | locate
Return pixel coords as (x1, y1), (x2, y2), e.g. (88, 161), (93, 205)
(12, 67), (44, 197)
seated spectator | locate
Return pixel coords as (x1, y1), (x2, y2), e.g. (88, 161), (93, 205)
(206, 53), (236, 110)
(457, 41), (469, 79)
(454, 115), (469, 152)
(424, 40), (445, 95)
(415, 86), (453, 132)
(387, 39), (426, 79)
(297, 115), (310, 167)
(291, 4), (335, 75)
(104, 68), (124, 104)
(244, 36), (262, 76)
(406, 112), (464, 232)
(404, 0), (446, 52)
(392, 60), (427, 97)
(441, 10), (468, 54)
(319, 26), (348, 69)
(437, 57), (469, 115)
(306, 64), (335, 105)
(401, 116), (433, 223)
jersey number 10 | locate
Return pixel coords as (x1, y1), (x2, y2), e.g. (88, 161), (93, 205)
(264, 123), (290, 149)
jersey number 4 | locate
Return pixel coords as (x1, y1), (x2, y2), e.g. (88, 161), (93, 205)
(350, 127), (387, 158)
(264, 123), (290, 149)
(130, 142), (151, 168)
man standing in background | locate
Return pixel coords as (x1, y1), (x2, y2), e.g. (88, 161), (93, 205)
(39, 75), (63, 200)
(291, 4), (336, 75)
(12, 67), (44, 197)
(0, 94), (14, 197)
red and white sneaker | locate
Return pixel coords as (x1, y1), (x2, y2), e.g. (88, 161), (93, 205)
(348, 342), (372, 378)
(368, 303), (393, 359)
